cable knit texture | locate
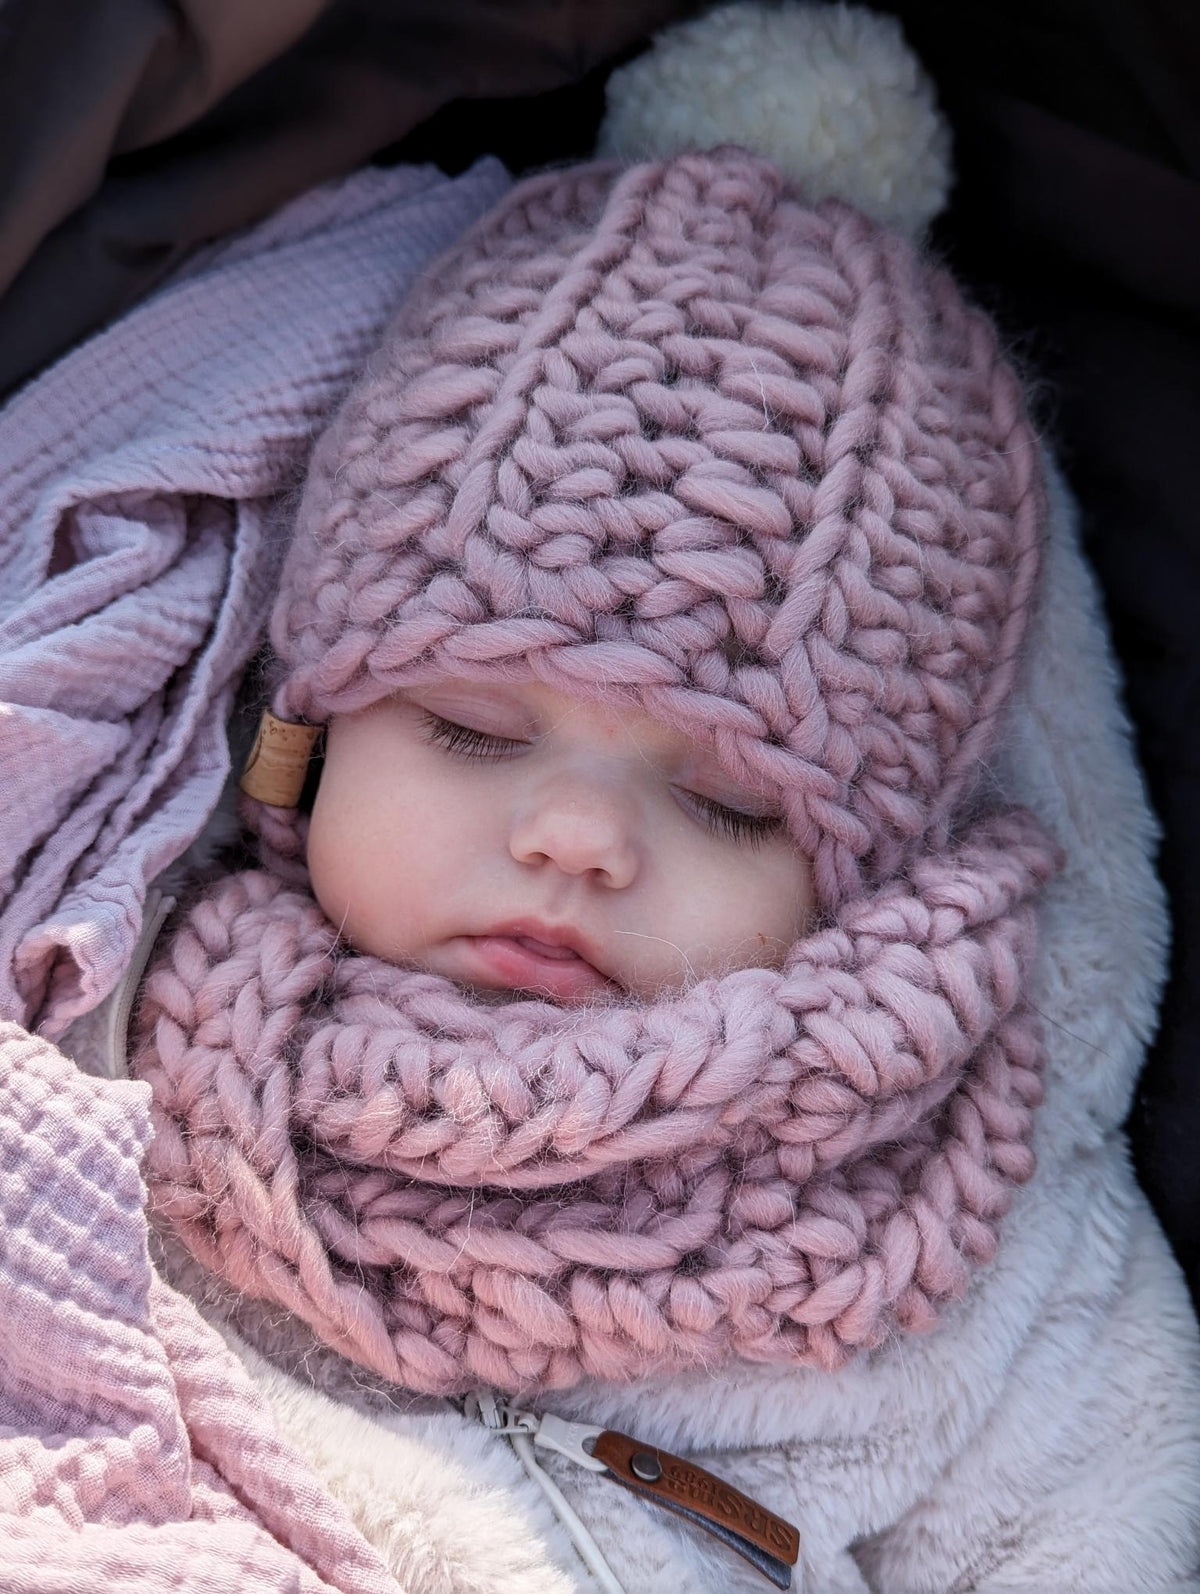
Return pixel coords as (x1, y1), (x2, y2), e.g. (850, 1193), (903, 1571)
(132, 810), (1057, 1394)
(269, 150), (1044, 904)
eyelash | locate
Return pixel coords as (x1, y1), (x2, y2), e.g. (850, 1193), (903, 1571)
(421, 711), (519, 761)
(683, 792), (783, 848)
(419, 712), (783, 847)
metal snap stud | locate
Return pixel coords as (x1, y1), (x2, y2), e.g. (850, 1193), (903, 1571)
(630, 1450), (662, 1483)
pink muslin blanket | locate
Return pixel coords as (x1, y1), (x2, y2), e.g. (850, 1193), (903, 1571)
(0, 159), (508, 1591)
(0, 158), (509, 1040)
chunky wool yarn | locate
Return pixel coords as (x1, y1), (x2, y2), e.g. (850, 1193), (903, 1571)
(132, 809), (1057, 1395)
(268, 149), (1043, 904)
(133, 146), (1059, 1396)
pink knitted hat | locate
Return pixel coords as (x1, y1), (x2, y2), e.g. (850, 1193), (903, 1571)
(134, 13), (1062, 1395)
(266, 148), (1043, 905)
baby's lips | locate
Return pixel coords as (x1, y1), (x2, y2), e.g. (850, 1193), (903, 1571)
(510, 933), (579, 962)
(482, 915), (609, 973)
(463, 933), (616, 1004)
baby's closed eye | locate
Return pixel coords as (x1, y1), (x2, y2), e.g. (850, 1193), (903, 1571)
(420, 711), (523, 760)
(419, 707), (782, 847)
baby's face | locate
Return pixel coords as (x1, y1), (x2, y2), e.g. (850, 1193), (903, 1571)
(307, 679), (814, 1004)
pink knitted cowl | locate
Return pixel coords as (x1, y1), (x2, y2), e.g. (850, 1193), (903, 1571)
(133, 809), (1055, 1394)
(132, 150), (1060, 1394)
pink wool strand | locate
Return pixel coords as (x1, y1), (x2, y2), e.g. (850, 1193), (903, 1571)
(270, 152), (1045, 904)
(133, 807), (1058, 1395)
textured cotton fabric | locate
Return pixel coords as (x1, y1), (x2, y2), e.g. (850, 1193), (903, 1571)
(0, 157), (510, 1040)
(0, 1019), (401, 1594)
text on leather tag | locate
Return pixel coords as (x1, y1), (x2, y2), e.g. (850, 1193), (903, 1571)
(239, 711), (321, 807)
(591, 1428), (799, 1586)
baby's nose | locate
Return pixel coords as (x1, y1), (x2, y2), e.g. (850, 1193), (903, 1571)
(508, 768), (640, 889)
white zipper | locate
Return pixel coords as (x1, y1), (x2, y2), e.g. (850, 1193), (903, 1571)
(461, 1391), (627, 1594)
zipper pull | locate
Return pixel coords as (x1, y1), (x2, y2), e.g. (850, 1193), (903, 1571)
(460, 1392), (800, 1590)
(461, 1391), (609, 1473)
(460, 1392), (626, 1594)
(590, 1427), (799, 1591)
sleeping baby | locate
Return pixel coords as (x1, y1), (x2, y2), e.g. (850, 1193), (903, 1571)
(6, 5), (1196, 1591)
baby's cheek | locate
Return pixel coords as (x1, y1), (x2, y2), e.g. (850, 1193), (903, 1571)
(306, 708), (488, 964)
(691, 841), (814, 968)
(761, 845), (816, 946)
(306, 786), (350, 917)
(307, 797), (378, 950)
(309, 831), (424, 962)
(307, 784), (416, 960)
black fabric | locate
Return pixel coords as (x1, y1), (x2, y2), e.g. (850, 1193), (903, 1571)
(0, 0), (1196, 1296)
(884, 0), (1200, 1302)
(0, 0), (699, 399)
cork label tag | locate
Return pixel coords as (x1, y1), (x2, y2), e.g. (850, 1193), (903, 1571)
(239, 711), (321, 807)
(591, 1428), (800, 1589)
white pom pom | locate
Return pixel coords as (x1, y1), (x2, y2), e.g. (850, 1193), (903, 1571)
(597, 1), (952, 236)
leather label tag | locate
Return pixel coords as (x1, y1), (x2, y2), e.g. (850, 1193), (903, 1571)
(591, 1428), (800, 1583)
(239, 710), (320, 807)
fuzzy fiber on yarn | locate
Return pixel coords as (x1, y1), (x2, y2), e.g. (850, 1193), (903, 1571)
(131, 142), (1060, 1399)
(266, 150), (1044, 908)
(132, 807), (1057, 1395)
